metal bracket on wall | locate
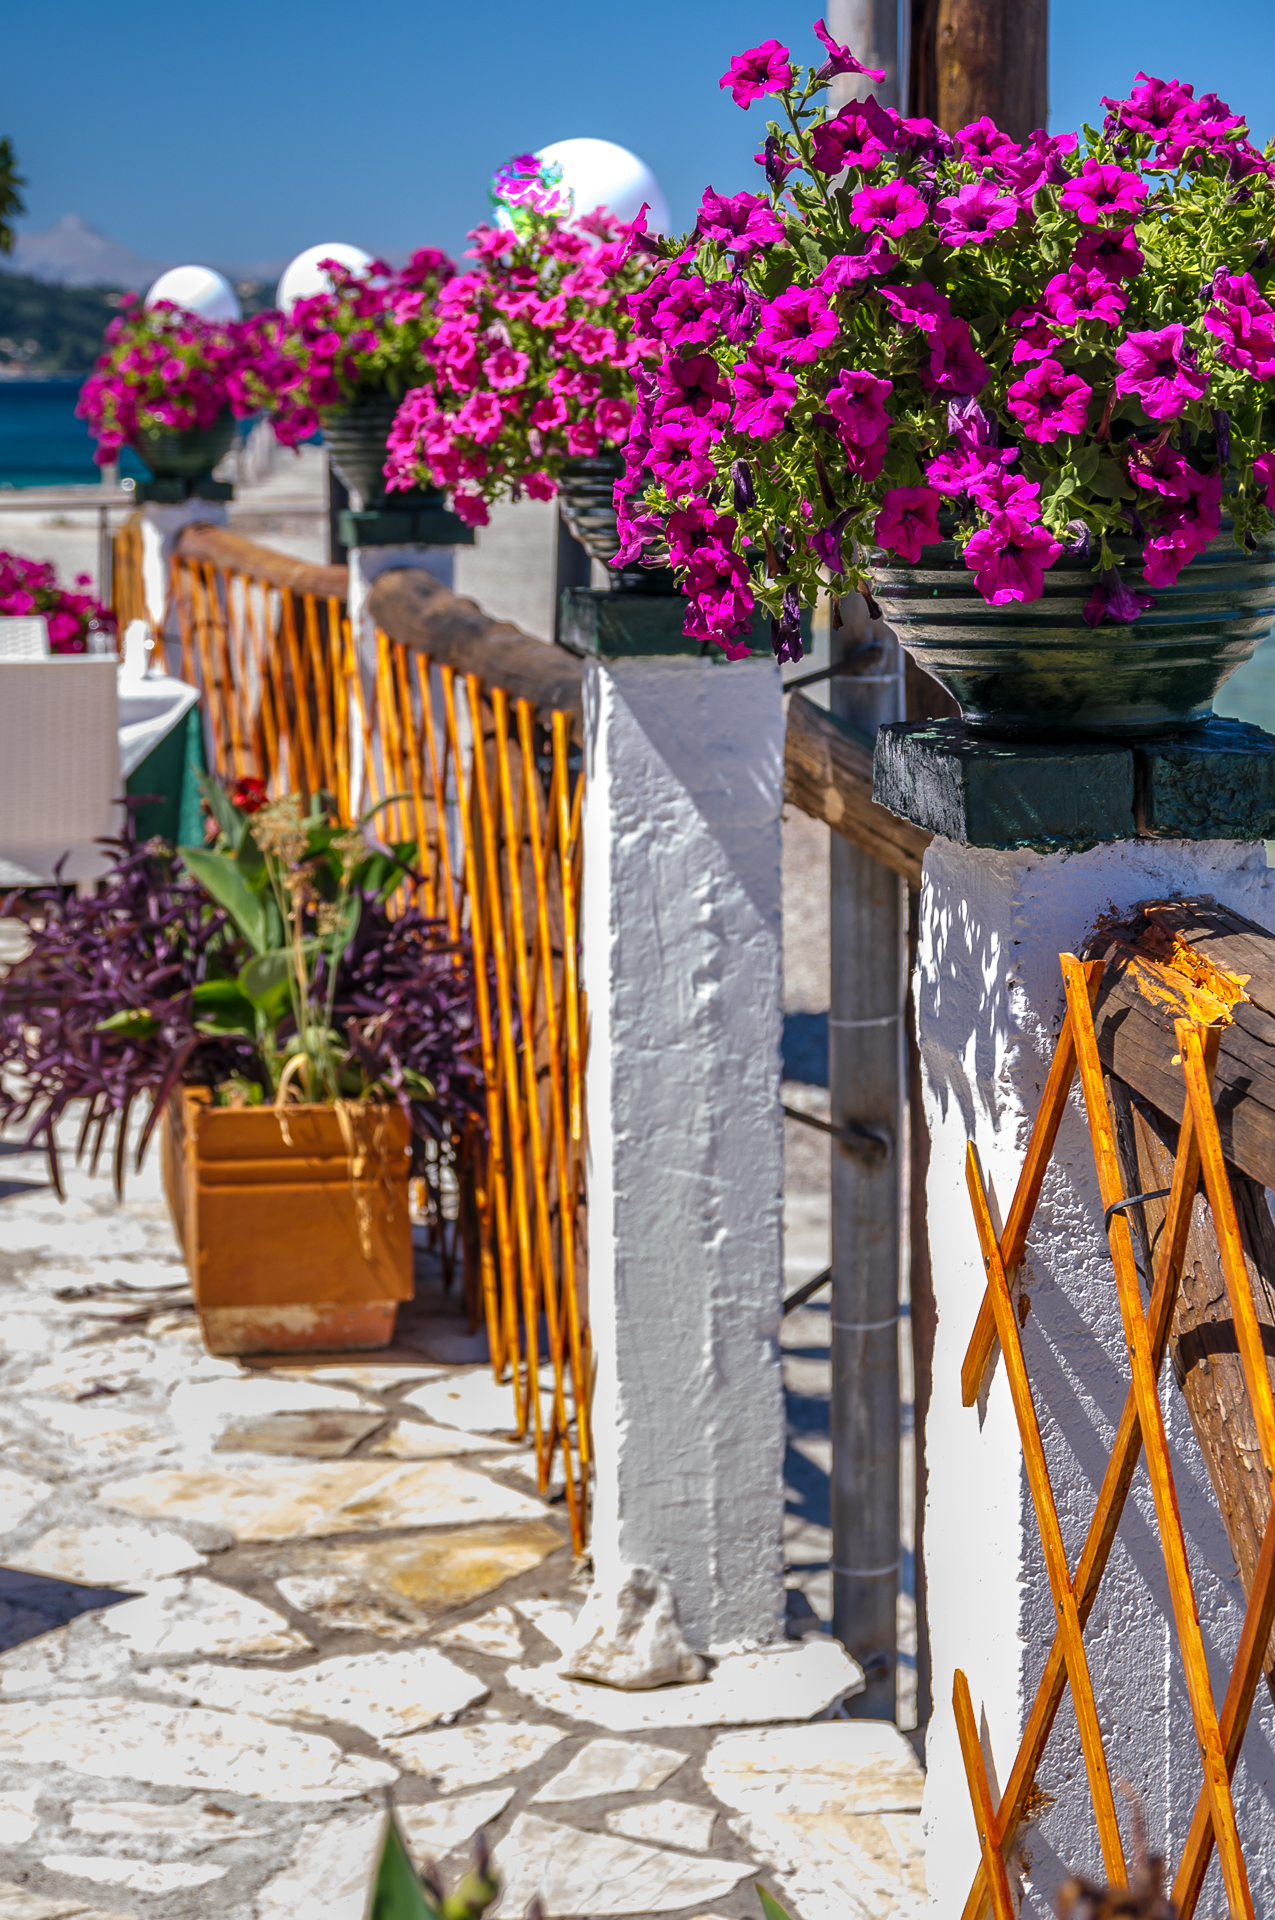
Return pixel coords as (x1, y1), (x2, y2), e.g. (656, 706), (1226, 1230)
(782, 1101), (893, 1164)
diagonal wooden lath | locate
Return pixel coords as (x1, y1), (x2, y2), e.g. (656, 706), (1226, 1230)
(954, 952), (1275, 1920)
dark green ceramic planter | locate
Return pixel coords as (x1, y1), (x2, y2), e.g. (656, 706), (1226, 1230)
(131, 410), (236, 482)
(558, 454), (674, 592)
(322, 391), (405, 508)
(874, 529), (1275, 741)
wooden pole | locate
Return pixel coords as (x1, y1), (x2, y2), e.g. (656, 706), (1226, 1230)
(909, 0), (1048, 139)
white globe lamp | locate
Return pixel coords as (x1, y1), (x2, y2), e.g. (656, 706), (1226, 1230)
(276, 243), (374, 314)
(144, 265), (242, 323)
(498, 138), (671, 236)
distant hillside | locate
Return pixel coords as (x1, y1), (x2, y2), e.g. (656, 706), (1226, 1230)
(0, 272), (277, 374)
(9, 213), (162, 289)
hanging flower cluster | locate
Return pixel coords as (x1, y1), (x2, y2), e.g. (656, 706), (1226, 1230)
(232, 250), (456, 446)
(76, 301), (252, 464)
(382, 155), (657, 528)
(614, 23), (1275, 657)
(0, 551), (114, 653)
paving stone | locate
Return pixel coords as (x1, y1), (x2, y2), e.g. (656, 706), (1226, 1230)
(605, 1802), (718, 1851)
(69, 1799), (262, 1843)
(0, 1697), (396, 1800)
(40, 1857), (228, 1893)
(29, 1401), (174, 1463)
(370, 1423), (517, 1459)
(0, 1789), (38, 1844)
(532, 1739), (687, 1802)
(403, 1374), (544, 1433)
(398, 1787), (515, 1860)
(514, 1597), (582, 1655)
(214, 1411), (387, 1458)
(508, 1639), (864, 1731)
(0, 1470), (51, 1536)
(101, 1459), (546, 1540)
(100, 1576), (313, 1661)
(8, 1525), (205, 1586)
(702, 1722), (925, 1817)
(0, 1615), (134, 1698)
(267, 1364), (444, 1391)
(437, 1607), (524, 1660)
(726, 1809), (927, 1920)
(169, 1375), (371, 1445)
(274, 1521), (564, 1638)
(146, 1645), (488, 1740)
(387, 1721), (567, 1791)
(0, 1886), (133, 1920)
(492, 1812), (753, 1915)
(255, 1808), (386, 1920)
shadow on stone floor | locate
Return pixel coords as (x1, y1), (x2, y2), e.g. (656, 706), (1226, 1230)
(0, 1566), (133, 1652)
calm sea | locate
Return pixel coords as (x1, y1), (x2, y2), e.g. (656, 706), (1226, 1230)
(0, 377), (148, 489)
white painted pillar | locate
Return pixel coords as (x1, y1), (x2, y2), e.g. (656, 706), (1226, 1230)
(916, 834), (1275, 1918)
(581, 652), (788, 1654)
(346, 545), (456, 815)
(140, 500), (229, 655)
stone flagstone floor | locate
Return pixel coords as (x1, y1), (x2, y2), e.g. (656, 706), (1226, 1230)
(0, 1121), (926, 1920)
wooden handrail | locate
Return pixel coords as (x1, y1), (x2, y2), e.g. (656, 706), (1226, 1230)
(174, 524), (349, 600)
(783, 690), (932, 888)
(367, 568), (584, 727)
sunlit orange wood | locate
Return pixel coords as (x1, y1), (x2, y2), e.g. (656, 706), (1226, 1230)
(187, 563), (228, 775)
(966, 1143), (1127, 1885)
(202, 562), (248, 778)
(224, 573), (264, 778)
(279, 589), (319, 799)
(1061, 953), (1254, 1920)
(415, 656), (460, 939)
(303, 593), (335, 796)
(554, 711), (584, 1149)
(953, 1669), (1016, 1920)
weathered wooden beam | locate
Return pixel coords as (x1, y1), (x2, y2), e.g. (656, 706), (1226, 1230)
(783, 690), (932, 888)
(1086, 900), (1275, 1194)
(174, 525), (349, 601)
(367, 569), (584, 729)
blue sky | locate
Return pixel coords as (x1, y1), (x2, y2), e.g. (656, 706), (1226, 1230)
(5, 0), (1275, 274)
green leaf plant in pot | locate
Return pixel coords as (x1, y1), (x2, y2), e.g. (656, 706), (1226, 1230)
(0, 776), (481, 1358)
(615, 23), (1275, 740)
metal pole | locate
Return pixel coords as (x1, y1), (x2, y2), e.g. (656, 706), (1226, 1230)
(826, 0), (907, 109)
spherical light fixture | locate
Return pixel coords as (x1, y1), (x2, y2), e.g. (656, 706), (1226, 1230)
(144, 265), (242, 323)
(495, 138), (671, 236)
(275, 243), (374, 314)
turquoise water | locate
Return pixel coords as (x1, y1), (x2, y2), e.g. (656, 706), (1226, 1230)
(1215, 635), (1275, 736)
(0, 378), (147, 488)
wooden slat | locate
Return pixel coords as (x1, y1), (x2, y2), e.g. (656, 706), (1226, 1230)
(783, 691), (932, 887)
(367, 570), (584, 729)
(175, 524), (348, 600)
(952, 1669), (1017, 1920)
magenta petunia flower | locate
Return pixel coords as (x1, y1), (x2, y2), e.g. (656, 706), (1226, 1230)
(1103, 73), (1195, 138)
(697, 186), (787, 254)
(824, 367), (892, 446)
(812, 17), (885, 84)
(1159, 93), (1247, 166)
(648, 419), (717, 491)
(849, 178), (929, 239)
(1114, 323), (1208, 420)
(566, 419), (599, 457)
(1041, 267), (1127, 326)
(810, 98), (901, 176)
(934, 179), (1019, 246)
(1006, 360), (1092, 442)
(1127, 439), (1207, 501)
(1083, 566), (1158, 627)
(954, 116), (1021, 169)
(529, 395), (568, 430)
(1006, 306), (1062, 364)
(707, 277), (762, 344)
(964, 514), (1062, 604)
(596, 397), (634, 443)
(818, 238), (899, 288)
(1074, 226), (1145, 283)
(1060, 158), (1148, 227)
(719, 39), (794, 108)
(967, 465), (1040, 516)
(926, 444), (1019, 498)
(919, 316), (990, 398)
(1254, 451), (1275, 510)
(875, 486), (943, 562)
(485, 346), (531, 391)
(1141, 472), (1222, 586)
(1203, 272), (1275, 380)
(658, 352), (733, 421)
(732, 354), (801, 438)
(879, 280), (951, 334)
(1003, 130), (1079, 201)
(755, 286), (840, 364)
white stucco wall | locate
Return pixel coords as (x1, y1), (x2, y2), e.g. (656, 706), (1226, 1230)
(581, 652), (788, 1654)
(917, 834), (1275, 1917)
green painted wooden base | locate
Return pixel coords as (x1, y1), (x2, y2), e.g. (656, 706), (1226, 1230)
(340, 493), (475, 549)
(874, 715), (1275, 851)
(558, 588), (803, 661)
(126, 705), (207, 849)
(134, 476), (233, 504)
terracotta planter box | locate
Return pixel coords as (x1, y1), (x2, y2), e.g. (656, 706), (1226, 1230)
(162, 1088), (413, 1356)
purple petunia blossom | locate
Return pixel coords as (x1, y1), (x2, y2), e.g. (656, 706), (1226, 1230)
(697, 187), (787, 255)
(848, 178), (929, 239)
(1005, 306), (1062, 364)
(755, 286), (840, 364)
(812, 17), (885, 84)
(1006, 360), (1093, 443)
(824, 367), (892, 448)
(810, 98), (901, 176)
(947, 396), (998, 448)
(955, 116), (1021, 169)
(1126, 439), (1206, 501)
(810, 508), (855, 574)
(1141, 471), (1222, 586)
(1103, 73), (1195, 139)
(648, 419), (718, 493)
(934, 179), (1019, 246)
(964, 514), (1062, 605)
(772, 584), (804, 663)
(732, 354), (801, 439)
(919, 316), (990, 397)
(897, 116), (956, 162)
(1060, 158), (1148, 227)
(1203, 271), (1275, 380)
(707, 277), (762, 345)
(1083, 566), (1158, 627)
(1042, 267), (1127, 326)
(1254, 451), (1275, 510)
(1074, 226), (1145, 282)
(926, 444), (1019, 498)
(757, 133), (801, 190)
(875, 486), (942, 563)
(719, 39), (794, 108)
(818, 239), (899, 288)
(967, 464), (1040, 516)
(1114, 323), (1208, 420)
(1002, 130), (1079, 201)
(1159, 93), (1248, 167)
(657, 352), (733, 422)
(879, 280), (951, 334)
